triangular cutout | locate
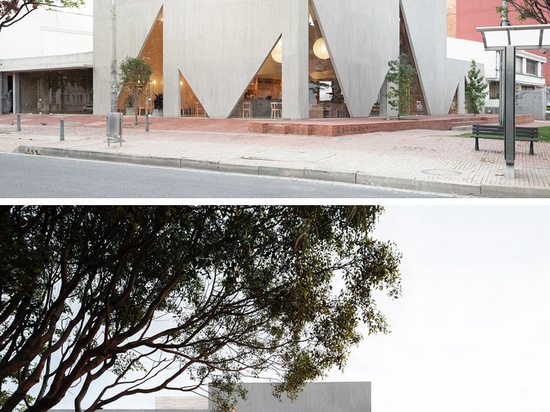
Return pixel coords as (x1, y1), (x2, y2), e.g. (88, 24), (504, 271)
(180, 70), (207, 117)
(399, 6), (427, 115)
(308, 1), (349, 118)
(117, 7), (164, 115)
(230, 36), (283, 118)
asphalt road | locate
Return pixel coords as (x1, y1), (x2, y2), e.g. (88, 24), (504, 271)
(0, 153), (449, 198)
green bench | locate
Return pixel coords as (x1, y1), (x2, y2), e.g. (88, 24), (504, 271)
(472, 124), (538, 155)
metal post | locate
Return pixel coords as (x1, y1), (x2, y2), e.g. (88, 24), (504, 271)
(145, 113), (149, 132)
(16, 114), (21, 131)
(503, 45), (516, 177)
(499, 1), (510, 126)
(110, 0), (118, 113)
(60, 119), (65, 141)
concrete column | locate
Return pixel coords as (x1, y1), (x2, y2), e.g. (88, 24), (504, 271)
(380, 79), (398, 119)
(457, 78), (466, 115)
(503, 45), (516, 167)
(12, 72), (20, 114)
(0, 75), (4, 114)
(163, 68), (181, 117)
(282, 0), (309, 119)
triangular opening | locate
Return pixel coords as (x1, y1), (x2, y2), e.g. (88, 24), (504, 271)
(399, 6), (427, 115)
(450, 84), (459, 114)
(230, 36), (283, 118)
(308, 1), (349, 118)
(117, 7), (164, 115)
(180, 70), (207, 117)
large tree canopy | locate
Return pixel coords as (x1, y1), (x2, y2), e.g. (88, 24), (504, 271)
(502, 0), (550, 23)
(0, 206), (401, 412)
(0, 0), (84, 32)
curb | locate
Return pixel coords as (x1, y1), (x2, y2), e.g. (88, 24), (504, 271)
(15, 145), (550, 198)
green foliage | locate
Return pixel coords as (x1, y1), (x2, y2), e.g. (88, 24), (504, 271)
(465, 59), (488, 116)
(119, 56), (153, 124)
(0, 0), (84, 32)
(385, 54), (416, 119)
(0, 206), (402, 412)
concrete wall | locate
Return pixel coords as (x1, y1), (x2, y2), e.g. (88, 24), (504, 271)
(402, 0), (469, 115)
(516, 89), (547, 120)
(50, 382), (370, 412)
(93, 0), (469, 118)
(218, 382), (371, 412)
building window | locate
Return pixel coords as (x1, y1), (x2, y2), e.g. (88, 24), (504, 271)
(526, 59), (538, 76)
(489, 81), (499, 99)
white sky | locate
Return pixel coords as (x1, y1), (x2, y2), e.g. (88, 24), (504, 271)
(324, 204), (550, 412)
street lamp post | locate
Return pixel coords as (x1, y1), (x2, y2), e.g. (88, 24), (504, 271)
(110, 0), (118, 113)
(477, 24), (550, 178)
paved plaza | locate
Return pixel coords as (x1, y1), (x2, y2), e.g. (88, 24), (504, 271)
(1, 113), (550, 197)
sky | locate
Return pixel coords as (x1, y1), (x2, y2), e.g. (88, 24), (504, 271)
(50, 203), (550, 411)
(324, 203), (550, 412)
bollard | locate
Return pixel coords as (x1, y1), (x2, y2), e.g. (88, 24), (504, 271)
(16, 114), (21, 132)
(145, 114), (149, 132)
(60, 119), (65, 141)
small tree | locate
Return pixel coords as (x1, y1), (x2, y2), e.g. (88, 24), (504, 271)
(0, 0), (84, 32)
(465, 59), (488, 116)
(119, 56), (153, 125)
(385, 54), (416, 119)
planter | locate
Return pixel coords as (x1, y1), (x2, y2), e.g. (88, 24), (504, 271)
(153, 109), (163, 117)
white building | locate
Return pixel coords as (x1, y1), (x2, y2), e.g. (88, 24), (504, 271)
(2, 0), (471, 120)
(0, 2), (93, 114)
(448, 36), (547, 117)
(93, 0), (469, 119)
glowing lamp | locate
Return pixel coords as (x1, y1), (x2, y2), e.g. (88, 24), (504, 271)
(271, 38), (282, 63)
(313, 38), (330, 60)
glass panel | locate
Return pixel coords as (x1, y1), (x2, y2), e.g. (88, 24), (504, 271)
(230, 36), (283, 118)
(509, 29), (542, 47)
(308, 1), (348, 118)
(19, 69), (93, 114)
(483, 30), (510, 48)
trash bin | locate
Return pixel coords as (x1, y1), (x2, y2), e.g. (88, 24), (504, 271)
(107, 112), (123, 146)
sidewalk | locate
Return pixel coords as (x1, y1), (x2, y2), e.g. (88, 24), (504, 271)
(1, 113), (550, 197)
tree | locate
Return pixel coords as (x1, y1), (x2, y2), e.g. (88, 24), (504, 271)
(0, 0), (84, 32)
(499, 0), (550, 23)
(385, 54), (416, 119)
(465, 59), (488, 116)
(119, 57), (153, 125)
(0, 206), (401, 412)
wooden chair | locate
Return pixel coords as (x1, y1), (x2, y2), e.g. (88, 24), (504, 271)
(270, 101), (282, 119)
(242, 101), (252, 118)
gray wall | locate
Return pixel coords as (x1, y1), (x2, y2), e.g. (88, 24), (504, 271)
(51, 383), (370, 412)
(216, 382), (371, 412)
(516, 89), (547, 120)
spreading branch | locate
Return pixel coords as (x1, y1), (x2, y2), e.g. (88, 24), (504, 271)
(0, 206), (402, 412)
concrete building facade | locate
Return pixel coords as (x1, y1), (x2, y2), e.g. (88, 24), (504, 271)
(0, 3), (93, 114)
(93, 0), (469, 119)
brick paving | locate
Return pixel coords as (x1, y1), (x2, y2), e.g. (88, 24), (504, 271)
(1, 113), (550, 197)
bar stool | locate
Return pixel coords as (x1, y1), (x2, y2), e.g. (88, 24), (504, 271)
(242, 101), (252, 118)
(270, 101), (282, 119)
